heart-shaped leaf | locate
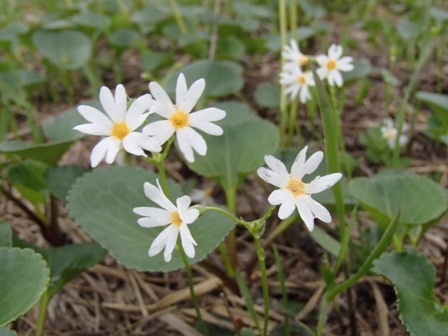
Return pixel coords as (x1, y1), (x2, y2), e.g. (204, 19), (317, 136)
(0, 224), (12, 248)
(108, 28), (143, 48)
(163, 60), (244, 98)
(68, 166), (236, 272)
(254, 83), (281, 108)
(45, 165), (88, 200)
(32, 30), (91, 70)
(0, 247), (49, 326)
(373, 248), (448, 336)
(187, 101), (279, 190)
(342, 59), (371, 84)
(349, 171), (447, 225)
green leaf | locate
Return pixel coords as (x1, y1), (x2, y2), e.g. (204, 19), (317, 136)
(0, 247), (49, 326)
(7, 160), (48, 205)
(68, 166), (236, 272)
(0, 224), (12, 248)
(349, 172), (448, 225)
(0, 327), (17, 336)
(141, 50), (172, 72)
(108, 28), (142, 48)
(71, 12), (111, 31)
(373, 248), (448, 336)
(163, 60), (244, 98)
(416, 91), (448, 127)
(309, 227), (340, 256)
(187, 101), (279, 190)
(0, 69), (45, 89)
(32, 30), (92, 70)
(254, 83), (281, 108)
(45, 165), (88, 201)
(13, 240), (106, 297)
(42, 103), (89, 142)
(216, 37), (246, 60)
(396, 16), (420, 40)
(341, 59), (371, 84)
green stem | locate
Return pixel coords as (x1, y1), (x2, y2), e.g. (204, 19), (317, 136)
(327, 211), (400, 301)
(254, 232), (269, 336)
(278, 0), (288, 148)
(169, 0), (188, 35)
(224, 185), (237, 271)
(36, 292), (50, 336)
(272, 245), (289, 335)
(316, 295), (328, 336)
(179, 244), (208, 335)
(287, 98), (299, 146)
(156, 160), (169, 197)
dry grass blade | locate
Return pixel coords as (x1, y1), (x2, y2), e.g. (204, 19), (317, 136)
(158, 313), (203, 336)
(368, 280), (389, 336)
(295, 282), (326, 320)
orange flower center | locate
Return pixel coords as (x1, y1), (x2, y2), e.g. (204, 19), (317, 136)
(111, 121), (130, 140)
(170, 111), (189, 129)
(171, 211), (183, 227)
(299, 55), (309, 66)
(286, 178), (305, 196)
(297, 75), (307, 85)
(326, 59), (337, 70)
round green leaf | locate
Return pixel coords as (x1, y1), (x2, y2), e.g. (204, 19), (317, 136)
(0, 224), (12, 248)
(32, 30), (91, 70)
(373, 249), (448, 336)
(0, 327), (17, 336)
(108, 28), (142, 48)
(341, 59), (371, 84)
(68, 166), (236, 272)
(71, 12), (111, 31)
(187, 101), (279, 189)
(349, 172), (448, 225)
(254, 83), (281, 108)
(0, 247), (49, 326)
(45, 165), (88, 200)
(163, 60), (244, 98)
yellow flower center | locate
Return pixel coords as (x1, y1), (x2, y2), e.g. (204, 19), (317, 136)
(286, 178), (305, 196)
(111, 121), (130, 140)
(170, 211), (183, 227)
(383, 129), (396, 140)
(297, 75), (307, 85)
(170, 111), (189, 129)
(299, 55), (309, 66)
(326, 59), (337, 70)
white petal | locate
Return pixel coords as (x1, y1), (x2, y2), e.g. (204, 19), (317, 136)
(337, 57), (354, 72)
(257, 167), (288, 188)
(296, 197), (315, 231)
(90, 137), (112, 167)
(333, 70), (343, 87)
(74, 123), (111, 136)
(297, 151), (323, 179)
(143, 181), (176, 211)
(189, 120), (223, 136)
(328, 44), (343, 59)
(306, 173), (342, 194)
(126, 94), (152, 126)
(180, 225), (197, 258)
(299, 86), (309, 103)
(148, 225), (172, 257)
(127, 132), (161, 153)
(114, 84), (127, 121)
(304, 196), (332, 223)
(181, 78), (205, 113)
(134, 207), (171, 227)
(267, 189), (292, 205)
(327, 71), (336, 86)
(143, 120), (175, 147)
(163, 227), (179, 262)
(175, 73), (188, 107)
(176, 129), (195, 162)
(176, 195), (192, 213)
(182, 127), (207, 156)
(291, 146), (308, 178)
(317, 67), (328, 80)
(122, 132), (146, 157)
(149, 81), (176, 117)
(264, 155), (289, 178)
(77, 105), (113, 126)
(189, 108), (226, 122)
(99, 86), (119, 122)
(278, 198), (295, 219)
(182, 209), (200, 224)
(316, 55), (327, 66)
(105, 138), (121, 164)
(127, 113), (150, 131)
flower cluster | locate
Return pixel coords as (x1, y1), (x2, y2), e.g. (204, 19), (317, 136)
(279, 40), (354, 102)
(380, 117), (409, 150)
(74, 73), (226, 167)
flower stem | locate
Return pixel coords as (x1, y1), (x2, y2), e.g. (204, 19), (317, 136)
(278, 0), (288, 148)
(254, 230), (270, 336)
(36, 292), (50, 336)
(224, 185), (237, 270)
(169, 0), (188, 35)
(179, 244), (208, 335)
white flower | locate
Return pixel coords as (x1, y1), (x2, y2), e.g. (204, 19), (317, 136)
(190, 186), (214, 205)
(257, 146), (342, 231)
(282, 39), (309, 69)
(74, 85), (161, 167)
(279, 65), (315, 103)
(143, 73), (226, 163)
(380, 117), (409, 149)
(316, 44), (354, 87)
(133, 180), (200, 262)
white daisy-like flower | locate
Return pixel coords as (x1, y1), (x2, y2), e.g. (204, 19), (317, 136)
(133, 180), (200, 262)
(279, 65), (315, 103)
(143, 73), (226, 163)
(282, 39), (309, 69)
(257, 146), (342, 231)
(316, 44), (354, 87)
(74, 85), (162, 167)
(380, 117), (409, 149)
